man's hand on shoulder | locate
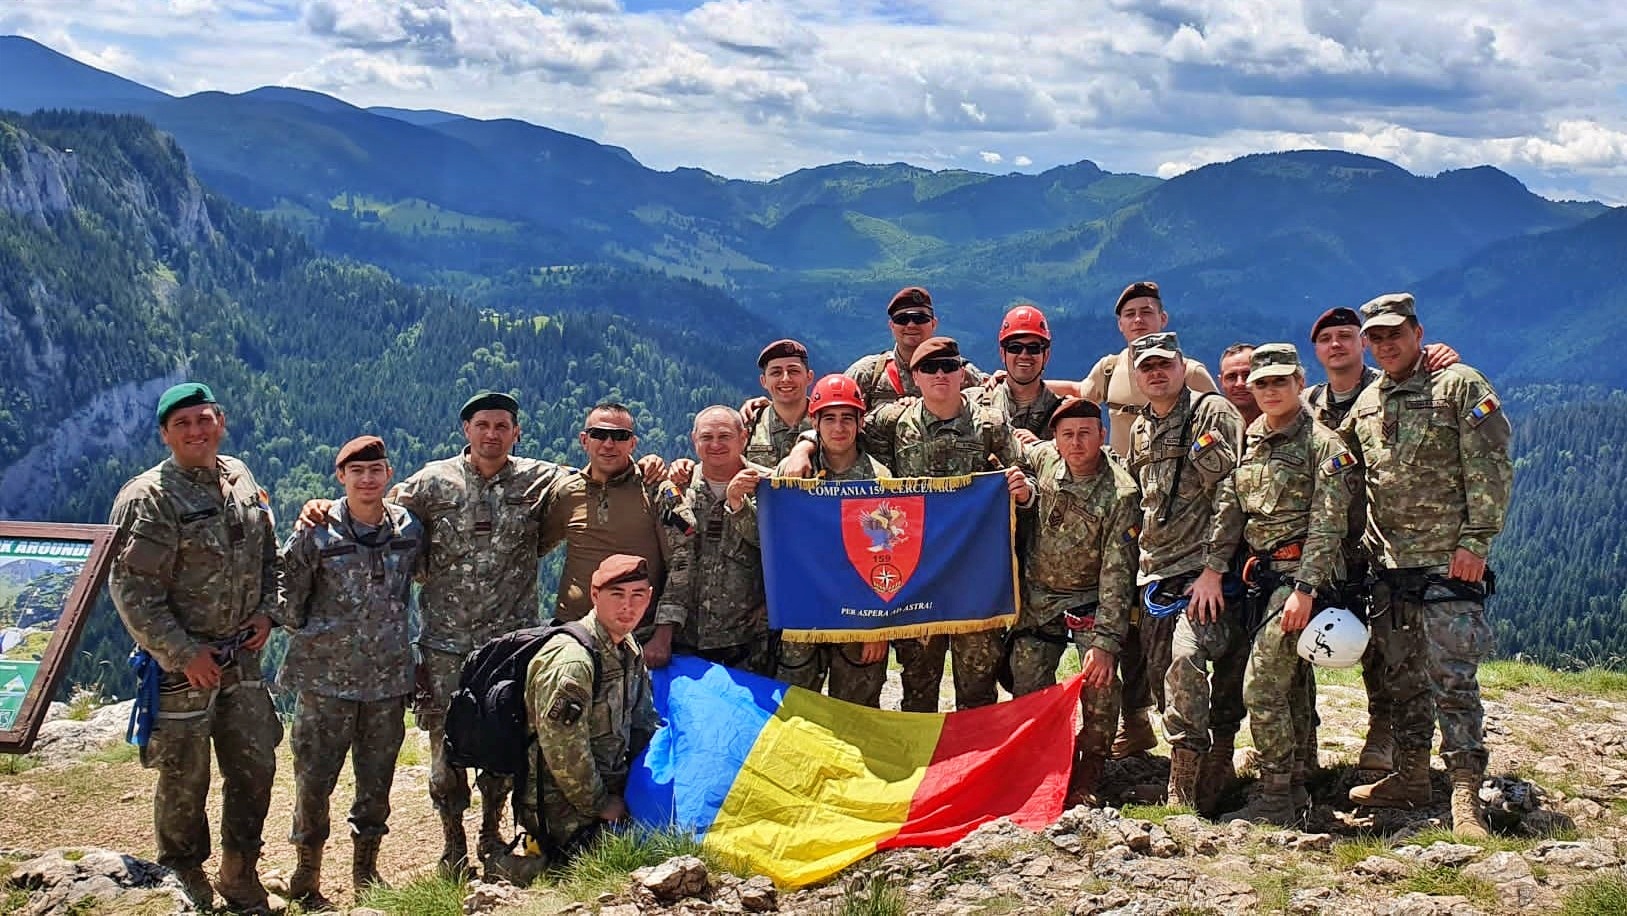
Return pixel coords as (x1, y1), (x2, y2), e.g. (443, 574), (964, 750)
(296, 499), (334, 531)
(637, 454), (667, 486)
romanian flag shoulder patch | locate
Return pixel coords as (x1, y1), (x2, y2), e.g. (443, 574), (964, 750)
(1322, 451), (1357, 475)
(1467, 394), (1501, 427)
(1190, 431), (1220, 458)
(1122, 524), (1141, 544)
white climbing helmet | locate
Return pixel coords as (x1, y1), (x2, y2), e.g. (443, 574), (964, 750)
(1296, 607), (1369, 668)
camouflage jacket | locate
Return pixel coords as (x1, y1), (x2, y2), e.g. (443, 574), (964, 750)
(864, 393), (1025, 477)
(1305, 365), (1382, 573)
(276, 499), (425, 701)
(845, 347), (987, 408)
(1205, 410), (1357, 591)
(1127, 389), (1243, 582)
(525, 612), (658, 841)
(393, 450), (564, 656)
(655, 468), (772, 652)
(971, 381), (1062, 440)
(1341, 361), (1513, 569)
(1017, 443), (1139, 655)
(107, 455), (277, 675)
(539, 463), (694, 626)
(807, 450), (893, 482)
(744, 404), (812, 467)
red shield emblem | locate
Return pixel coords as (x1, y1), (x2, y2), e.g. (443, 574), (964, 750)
(841, 496), (924, 603)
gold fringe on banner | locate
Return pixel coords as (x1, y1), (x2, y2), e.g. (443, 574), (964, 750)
(779, 612), (1017, 644)
(874, 474), (974, 493)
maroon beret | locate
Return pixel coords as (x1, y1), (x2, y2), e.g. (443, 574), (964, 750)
(757, 338), (809, 369)
(908, 336), (963, 369)
(335, 435), (388, 469)
(887, 286), (934, 315)
(592, 553), (651, 589)
(1047, 397), (1103, 429)
(1310, 307), (1361, 341)
(1115, 281), (1162, 315)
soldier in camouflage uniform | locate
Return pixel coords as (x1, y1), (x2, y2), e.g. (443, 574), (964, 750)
(1010, 398), (1139, 806)
(1340, 294), (1512, 839)
(1125, 333), (1246, 814)
(652, 407), (775, 674)
(773, 374), (892, 706)
(275, 436), (425, 906)
(811, 337), (1026, 711)
(744, 339), (814, 467)
(1204, 346), (1358, 825)
(845, 287), (985, 409)
(521, 555), (660, 859)
(974, 304), (1064, 444)
(107, 383), (282, 913)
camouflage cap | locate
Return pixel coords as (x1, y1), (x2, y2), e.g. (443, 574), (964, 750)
(460, 390), (519, 422)
(909, 336), (963, 369)
(1359, 293), (1416, 332)
(887, 286), (934, 316)
(1245, 343), (1303, 384)
(757, 338), (809, 369)
(335, 435), (388, 469)
(592, 553), (650, 589)
(155, 382), (218, 424)
(1131, 332), (1182, 367)
(1047, 397), (1102, 429)
(1115, 280), (1161, 315)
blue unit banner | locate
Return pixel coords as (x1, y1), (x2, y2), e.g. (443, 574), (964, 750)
(757, 472), (1019, 643)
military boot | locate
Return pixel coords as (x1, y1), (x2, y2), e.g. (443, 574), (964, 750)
(437, 812), (470, 878)
(172, 865), (214, 910)
(1112, 708), (1158, 759)
(1220, 773), (1298, 827)
(1195, 732), (1237, 816)
(1349, 746), (1431, 808)
(1358, 717), (1396, 772)
(214, 847), (272, 916)
(265, 844), (331, 910)
(1450, 769), (1490, 839)
(1291, 759), (1311, 812)
(353, 834), (385, 892)
(1065, 753), (1107, 808)
(477, 801), (509, 867)
(1167, 748), (1201, 809)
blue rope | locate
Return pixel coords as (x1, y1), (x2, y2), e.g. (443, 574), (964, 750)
(126, 647), (160, 747)
(1143, 581), (1190, 619)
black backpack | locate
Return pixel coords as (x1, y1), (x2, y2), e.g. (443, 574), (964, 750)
(443, 619), (601, 776)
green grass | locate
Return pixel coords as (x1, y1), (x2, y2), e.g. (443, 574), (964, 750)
(1562, 876), (1627, 916)
(556, 826), (724, 902)
(1307, 665), (1364, 687)
(327, 194), (521, 235)
(86, 743), (139, 765)
(60, 850), (84, 862)
(1405, 825), (1578, 852)
(397, 737), (426, 767)
(64, 686), (100, 722)
(1120, 803), (1195, 825)
(0, 755), (40, 776)
(1402, 867), (1497, 907)
(825, 874), (908, 916)
(356, 873), (468, 916)
(1332, 834), (1393, 869)
(1248, 864), (1312, 913)
(1479, 660), (1627, 700)
(1610, 798), (1627, 817)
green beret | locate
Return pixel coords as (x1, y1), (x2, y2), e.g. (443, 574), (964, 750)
(460, 391), (520, 422)
(155, 382), (218, 424)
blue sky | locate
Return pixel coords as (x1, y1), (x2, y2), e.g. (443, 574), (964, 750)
(5, 0), (1626, 202)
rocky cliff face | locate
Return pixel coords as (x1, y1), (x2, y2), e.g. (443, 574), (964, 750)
(0, 125), (76, 217)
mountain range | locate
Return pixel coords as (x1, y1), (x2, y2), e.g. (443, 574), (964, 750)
(0, 34), (1624, 675)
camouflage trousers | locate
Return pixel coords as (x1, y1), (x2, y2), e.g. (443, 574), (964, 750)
(1137, 611), (1179, 713)
(894, 629), (1002, 713)
(777, 641), (887, 707)
(1008, 618), (1122, 761)
(416, 647), (511, 818)
(141, 668), (282, 870)
(289, 691), (407, 846)
(682, 637), (778, 678)
(1360, 599), (1399, 738)
(1371, 575), (1493, 773)
(1242, 587), (1316, 776)
(1119, 610), (1153, 712)
(1162, 605), (1248, 753)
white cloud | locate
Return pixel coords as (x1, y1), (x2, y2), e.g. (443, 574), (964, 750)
(979, 150), (1003, 164)
(1013, 155), (1033, 167)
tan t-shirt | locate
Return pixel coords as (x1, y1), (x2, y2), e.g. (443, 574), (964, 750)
(1080, 349), (1217, 457)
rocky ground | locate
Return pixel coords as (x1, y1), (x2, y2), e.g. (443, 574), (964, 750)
(3, 662), (1626, 915)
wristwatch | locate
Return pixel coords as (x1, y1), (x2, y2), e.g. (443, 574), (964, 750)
(1293, 579), (1316, 596)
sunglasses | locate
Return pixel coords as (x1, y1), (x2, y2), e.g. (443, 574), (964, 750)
(1002, 341), (1049, 356)
(915, 358), (963, 375)
(584, 427), (634, 442)
(891, 311), (934, 326)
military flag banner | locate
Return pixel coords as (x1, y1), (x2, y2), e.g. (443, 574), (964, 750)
(757, 472), (1018, 642)
(627, 656), (1083, 887)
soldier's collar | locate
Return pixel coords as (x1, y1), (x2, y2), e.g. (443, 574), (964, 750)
(1254, 409), (1309, 441)
(167, 456), (224, 484)
(460, 447), (514, 481)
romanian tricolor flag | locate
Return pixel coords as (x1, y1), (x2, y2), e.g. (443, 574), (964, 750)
(627, 657), (1083, 887)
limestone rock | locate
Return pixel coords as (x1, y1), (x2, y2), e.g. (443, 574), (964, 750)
(7, 847), (191, 916)
(28, 701), (134, 764)
(1371, 892), (1483, 915)
(1394, 841), (1481, 868)
(462, 878), (526, 914)
(737, 875), (777, 912)
(1461, 851), (1532, 885)
(1353, 855), (1410, 881)
(1524, 840), (1621, 870)
(632, 854), (710, 902)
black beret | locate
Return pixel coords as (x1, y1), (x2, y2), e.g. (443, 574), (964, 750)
(460, 391), (519, 422)
(1310, 307), (1361, 341)
(335, 435), (388, 469)
(1115, 281), (1162, 315)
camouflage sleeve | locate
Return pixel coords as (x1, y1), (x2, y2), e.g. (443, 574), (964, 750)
(981, 408), (1025, 468)
(389, 468), (429, 517)
(1203, 470), (1244, 575)
(1302, 436), (1358, 590)
(252, 473), (278, 620)
(862, 402), (905, 468)
(845, 354), (878, 391)
(1190, 400), (1242, 489)
(653, 485), (694, 629)
(107, 486), (201, 672)
(276, 528), (319, 630)
(632, 667), (660, 750)
(962, 360), (987, 387)
(535, 474), (572, 557)
(529, 654), (607, 817)
(1454, 370), (1514, 557)
(1090, 490), (1140, 657)
(726, 493), (760, 547)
